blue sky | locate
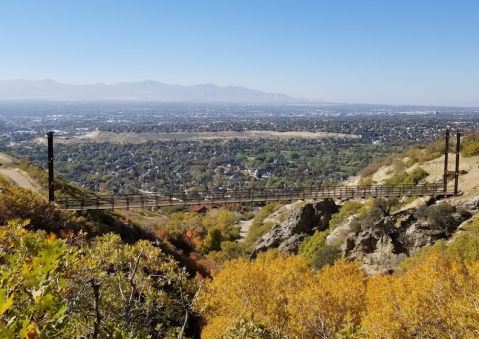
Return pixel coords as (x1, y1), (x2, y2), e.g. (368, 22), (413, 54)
(1, 1), (478, 106)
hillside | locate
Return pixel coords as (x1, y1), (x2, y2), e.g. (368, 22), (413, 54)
(345, 133), (479, 196)
(3, 134), (479, 337)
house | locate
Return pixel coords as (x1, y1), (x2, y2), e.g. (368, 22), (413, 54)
(227, 172), (244, 189)
(190, 204), (217, 213)
(253, 168), (273, 179)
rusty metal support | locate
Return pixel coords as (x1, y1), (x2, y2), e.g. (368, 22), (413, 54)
(443, 129), (449, 194)
(455, 130), (461, 195)
(47, 131), (55, 203)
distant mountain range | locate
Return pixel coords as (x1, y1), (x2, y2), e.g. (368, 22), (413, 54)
(0, 79), (309, 103)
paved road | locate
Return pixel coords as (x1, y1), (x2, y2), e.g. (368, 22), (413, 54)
(0, 168), (37, 192)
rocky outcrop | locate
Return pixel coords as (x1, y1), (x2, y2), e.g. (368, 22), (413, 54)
(342, 209), (470, 274)
(457, 195), (479, 211)
(252, 200), (337, 258)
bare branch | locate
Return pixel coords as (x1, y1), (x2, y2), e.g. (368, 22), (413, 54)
(118, 274), (127, 301)
(178, 269), (188, 339)
(189, 279), (204, 308)
(179, 270), (205, 339)
(90, 278), (102, 339)
(124, 249), (144, 328)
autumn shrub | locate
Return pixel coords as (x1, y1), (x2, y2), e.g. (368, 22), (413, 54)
(217, 315), (276, 339)
(70, 233), (201, 338)
(359, 139), (443, 179)
(199, 255), (368, 339)
(405, 157), (416, 167)
(462, 215), (479, 236)
(207, 241), (247, 264)
(0, 220), (77, 338)
(0, 184), (91, 235)
(0, 173), (12, 187)
(202, 228), (223, 253)
(0, 220), (203, 338)
(289, 261), (368, 338)
(365, 252), (479, 338)
(391, 158), (406, 172)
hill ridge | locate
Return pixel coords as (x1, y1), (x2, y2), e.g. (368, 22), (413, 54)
(0, 79), (310, 103)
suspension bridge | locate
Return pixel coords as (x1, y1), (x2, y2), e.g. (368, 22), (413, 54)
(56, 183), (454, 211)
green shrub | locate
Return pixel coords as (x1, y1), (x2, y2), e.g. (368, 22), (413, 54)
(384, 167), (428, 186)
(243, 221), (276, 253)
(425, 203), (455, 230)
(461, 142), (479, 157)
(405, 158), (416, 168)
(242, 203), (283, 253)
(299, 229), (330, 265)
(461, 132), (479, 157)
(357, 177), (376, 186)
(311, 244), (341, 270)
(384, 171), (408, 185)
(403, 167), (429, 185)
(329, 200), (362, 229)
(446, 234), (479, 264)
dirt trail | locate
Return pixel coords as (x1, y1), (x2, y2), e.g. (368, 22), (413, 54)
(0, 168), (38, 192)
(0, 153), (37, 193)
(238, 220), (253, 241)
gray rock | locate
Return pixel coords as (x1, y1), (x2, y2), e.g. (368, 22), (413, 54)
(457, 195), (479, 210)
(252, 199), (337, 257)
(343, 208), (470, 274)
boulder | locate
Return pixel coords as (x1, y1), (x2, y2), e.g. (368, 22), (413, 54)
(342, 208), (470, 274)
(252, 199), (337, 257)
(457, 195), (479, 211)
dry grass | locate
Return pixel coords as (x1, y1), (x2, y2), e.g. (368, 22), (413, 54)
(36, 130), (358, 144)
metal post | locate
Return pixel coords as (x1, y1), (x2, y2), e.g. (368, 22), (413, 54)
(444, 129), (449, 194)
(47, 132), (55, 203)
(455, 130), (461, 195)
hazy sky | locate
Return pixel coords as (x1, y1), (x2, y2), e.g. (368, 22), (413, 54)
(1, 1), (478, 106)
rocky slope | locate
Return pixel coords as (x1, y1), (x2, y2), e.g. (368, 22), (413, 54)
(341, 204), (471, 274)
(251, 200), (337, 257)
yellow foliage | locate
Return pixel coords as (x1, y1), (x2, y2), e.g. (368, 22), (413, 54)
(202, 247), (479, 339)
(199, 255), (367, 339)
(288, 261), (368, 338)
(200, 254), (309, 338)
(365, 253), (479, 338)
(25, 323), (37, 339)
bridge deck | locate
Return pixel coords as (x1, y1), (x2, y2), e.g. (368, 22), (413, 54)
(56, 183), (454, 211)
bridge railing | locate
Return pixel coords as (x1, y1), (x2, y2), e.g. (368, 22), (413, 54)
(56, 182), (453, 211)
